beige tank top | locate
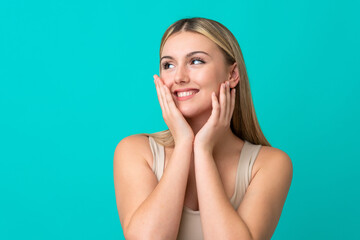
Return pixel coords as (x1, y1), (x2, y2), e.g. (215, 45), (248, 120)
(148, 136), (262, 240)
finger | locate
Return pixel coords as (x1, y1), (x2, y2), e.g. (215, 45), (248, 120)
(154, 75), (165, 112)
(156, 76), (178, 116)
(161, 85), (172, 114)
(158, 77), (171, 114)
(211, 91), (221, 121)
(219, 82), (227, 122)
(163, 84), (177, 111)
(230, 88), (236, 119)
(155, 75), (170, 118)
(226, 81), (231, 121)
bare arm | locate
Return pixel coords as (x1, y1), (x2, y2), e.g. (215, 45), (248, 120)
(114, 135), (193, 240)
(194, 146), (293, 240)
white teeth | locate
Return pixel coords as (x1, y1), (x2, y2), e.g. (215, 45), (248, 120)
(177, 91), (197, 97)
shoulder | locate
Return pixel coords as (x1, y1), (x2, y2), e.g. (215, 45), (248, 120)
(114, 134), (153, 168)
(252, 144), (293, 182)
(115, 134), (150, 149)
(115, 134), (150, 153)
(237, 145), (293, 240)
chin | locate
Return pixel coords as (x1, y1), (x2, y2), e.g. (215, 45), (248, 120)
(178, 104), (211, 119)
(178, 107), (197, 118)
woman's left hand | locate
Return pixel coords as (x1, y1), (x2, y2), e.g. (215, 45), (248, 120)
(194, 81), (236, 153)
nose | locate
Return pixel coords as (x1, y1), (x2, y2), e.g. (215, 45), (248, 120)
(174, 63), (190, 84)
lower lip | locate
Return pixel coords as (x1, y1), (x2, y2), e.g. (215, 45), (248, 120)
(174, 91), (199, 101)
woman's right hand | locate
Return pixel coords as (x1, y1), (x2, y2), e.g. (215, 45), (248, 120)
(154, 74), (194, 145)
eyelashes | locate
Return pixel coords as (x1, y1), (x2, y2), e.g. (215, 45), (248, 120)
(161, 57), (205, 70)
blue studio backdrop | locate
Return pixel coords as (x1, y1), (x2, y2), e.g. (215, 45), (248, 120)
(0, 0), (359, 239)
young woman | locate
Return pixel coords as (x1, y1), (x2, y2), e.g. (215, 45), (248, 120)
(114, 17), (293, 240)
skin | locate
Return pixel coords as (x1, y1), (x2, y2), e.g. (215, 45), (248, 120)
(113, 30), (293, 240)
(152, 31), (293, 239)
(154, 31), (240, 155)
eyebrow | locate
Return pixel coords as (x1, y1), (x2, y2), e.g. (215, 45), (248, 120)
(160, 51), (210, 62)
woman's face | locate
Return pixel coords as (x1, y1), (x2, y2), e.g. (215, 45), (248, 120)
(160, 31), (234, 118)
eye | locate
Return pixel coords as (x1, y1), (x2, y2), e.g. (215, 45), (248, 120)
(162, 62), (174, 70)
(161, 57), (205, 70)
(191, 57), (205, 65)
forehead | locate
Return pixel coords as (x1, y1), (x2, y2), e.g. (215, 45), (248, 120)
(161, 31), (220, 56)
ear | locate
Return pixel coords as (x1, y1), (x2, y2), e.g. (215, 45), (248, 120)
(228, 62), (240, 88)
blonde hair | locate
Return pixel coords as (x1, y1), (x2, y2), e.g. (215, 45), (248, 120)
(140, 17), (271, 147)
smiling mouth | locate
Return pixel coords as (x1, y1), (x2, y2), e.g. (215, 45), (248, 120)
(176, 90), (198, 97)
(174, 90), (199, 101)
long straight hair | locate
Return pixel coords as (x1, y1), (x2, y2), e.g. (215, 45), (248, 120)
(140, 17), (271, 147)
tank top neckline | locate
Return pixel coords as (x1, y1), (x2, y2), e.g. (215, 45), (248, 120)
(182, 140), (251, 214)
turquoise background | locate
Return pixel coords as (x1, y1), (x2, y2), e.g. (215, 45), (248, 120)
(0, 0), (359, 239)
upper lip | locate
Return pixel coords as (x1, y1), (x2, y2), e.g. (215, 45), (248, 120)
(173, 88), (199, 94)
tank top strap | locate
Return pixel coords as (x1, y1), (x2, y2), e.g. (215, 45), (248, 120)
(230, 140), (262, 209)
(148, 136), (165, 182)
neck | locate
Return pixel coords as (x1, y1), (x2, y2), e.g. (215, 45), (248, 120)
(185, 111), (240, 155)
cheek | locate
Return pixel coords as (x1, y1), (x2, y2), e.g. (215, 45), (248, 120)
(159, 74), (172, 87)
(206, 82), (221, 96)
(197, 90), (215, 109)
(196, 68), (223, 86)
